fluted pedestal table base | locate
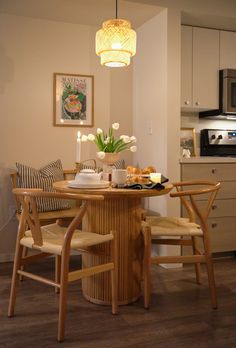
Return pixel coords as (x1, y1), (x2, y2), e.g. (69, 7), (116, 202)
(82, 197), (143, 305)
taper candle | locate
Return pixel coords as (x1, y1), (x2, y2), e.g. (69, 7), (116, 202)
(76, 131), (81, 163)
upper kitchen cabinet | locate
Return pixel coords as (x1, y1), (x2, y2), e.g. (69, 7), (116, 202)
(220, 30), (236, 69)
(181, 26), (219, 111)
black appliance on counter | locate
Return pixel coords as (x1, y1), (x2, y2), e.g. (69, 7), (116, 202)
(200, 129), (236, 156)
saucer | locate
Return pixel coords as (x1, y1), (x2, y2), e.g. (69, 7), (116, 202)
(68, 180), (110, 189)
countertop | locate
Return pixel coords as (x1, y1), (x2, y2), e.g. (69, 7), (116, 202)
(180, 156), (236, 163)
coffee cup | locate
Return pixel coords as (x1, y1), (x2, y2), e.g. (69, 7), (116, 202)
(112, 169), (127, 186)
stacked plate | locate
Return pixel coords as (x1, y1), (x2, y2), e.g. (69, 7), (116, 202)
(68, 169), (109, 188)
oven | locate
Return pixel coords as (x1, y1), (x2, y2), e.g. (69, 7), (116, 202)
(200, 129), (236, 156)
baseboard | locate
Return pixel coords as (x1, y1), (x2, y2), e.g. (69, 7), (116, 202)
(0, 253), (14, 263)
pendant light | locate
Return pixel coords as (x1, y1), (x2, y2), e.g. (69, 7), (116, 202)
(95, 0), (137, 67)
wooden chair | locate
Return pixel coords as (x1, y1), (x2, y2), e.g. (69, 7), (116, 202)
(8, 188), (118, 342)
(142, 180), (221, 310)
(10, 169), (80, 282)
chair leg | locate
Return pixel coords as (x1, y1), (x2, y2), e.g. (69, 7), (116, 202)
(205, 254), (217, 309)
(8, 243), (24, 317)
(142, 226), (152, 309)
(191, 237), (201, 284)
(202, 232), (217, 309)
(111, 231), (118, 315)
(58, 252), (70, 342)
(55, 255), (61, 294)
(19, 246), (28, 281)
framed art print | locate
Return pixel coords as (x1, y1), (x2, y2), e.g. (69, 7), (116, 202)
(53, 73), (94, 127)
(180, 127), (196, 157)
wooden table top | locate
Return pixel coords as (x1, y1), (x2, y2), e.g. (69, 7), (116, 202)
(53, 180), (173, 198)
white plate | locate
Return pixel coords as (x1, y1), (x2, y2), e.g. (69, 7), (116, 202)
(68, 180), (110, 189)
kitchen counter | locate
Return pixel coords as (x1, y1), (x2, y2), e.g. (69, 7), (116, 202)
(180, 156), (236, 163)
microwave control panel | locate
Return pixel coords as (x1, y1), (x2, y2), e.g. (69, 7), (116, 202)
(207, 130), (236, 145)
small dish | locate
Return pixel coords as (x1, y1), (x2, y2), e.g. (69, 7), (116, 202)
(68, 180), (110, 189)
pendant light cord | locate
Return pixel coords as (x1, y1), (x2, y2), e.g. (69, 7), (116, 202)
(116, 0), (118, 19)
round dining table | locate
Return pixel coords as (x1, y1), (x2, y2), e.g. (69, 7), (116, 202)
(53, 180), (173, 305)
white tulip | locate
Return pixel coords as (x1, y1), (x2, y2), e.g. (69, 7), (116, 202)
(120, 135), (130, 142)
(112, 122), (119, 130)
(81, 135), (88, 142)
(130, 146), (137, 152)
(122, 135), (130, 143)
(97, 128), (103, 134)
(130, 136), (137, 143)
(97, 151), (106, 159)
(88, 134), (95, 141)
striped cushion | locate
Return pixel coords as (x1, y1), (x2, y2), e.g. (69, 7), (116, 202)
(16, 160), (70, 213)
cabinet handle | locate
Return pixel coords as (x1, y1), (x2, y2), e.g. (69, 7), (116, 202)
(184, 101), (190, 105)
(211, 223), (217, 228)
(211, 168), (216, 174)
(195, 101), (200, 106)
(212, 205), (217, 210)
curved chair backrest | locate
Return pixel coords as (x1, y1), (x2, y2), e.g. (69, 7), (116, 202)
(13, 188), (104, 247)
(171, 180), (221, 228)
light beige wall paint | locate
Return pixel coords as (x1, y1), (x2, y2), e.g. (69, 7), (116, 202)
(110, 67), (133, 164)
(0, 14), (111, 169)
(133, 10), (168, 216)
(133, 7), (181, 264)
(0, 14), (132, 260)
(166, 8), (181, 217)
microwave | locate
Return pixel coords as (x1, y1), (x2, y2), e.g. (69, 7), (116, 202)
(223, 69), (236, 114)
(199, 69), (236, 119)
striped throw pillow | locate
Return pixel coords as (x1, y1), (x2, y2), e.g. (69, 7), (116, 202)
(16, 160), (70, 212)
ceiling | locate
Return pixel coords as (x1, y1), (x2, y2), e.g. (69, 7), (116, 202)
(181, 12), (236, 32)
(1, 0), (236, 32)
(0, 0), (163, 28)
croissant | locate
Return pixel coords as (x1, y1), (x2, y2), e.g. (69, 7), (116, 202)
(142, 166), (156, 174)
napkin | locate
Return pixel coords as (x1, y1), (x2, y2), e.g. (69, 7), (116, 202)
(123, 175), (169, 190)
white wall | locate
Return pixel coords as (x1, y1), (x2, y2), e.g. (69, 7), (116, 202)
(0, 14), (133, 261)
(133, 8), (181, 266)
(133, 10), (168, 216)
(133, 8), (181, 217)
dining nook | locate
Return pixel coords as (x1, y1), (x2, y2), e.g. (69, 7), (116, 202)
(1, 0), (236, 347)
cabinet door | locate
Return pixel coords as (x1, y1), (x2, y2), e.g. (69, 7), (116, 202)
(192, 27), (219, 110)
(181, 26), (192, 109)
(220, 30), (236, 69)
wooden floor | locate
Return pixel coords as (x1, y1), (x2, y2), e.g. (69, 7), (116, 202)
(0, 256), (236, 347)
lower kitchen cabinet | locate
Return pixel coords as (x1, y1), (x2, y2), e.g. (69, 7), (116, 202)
(181, 162), (236, 252)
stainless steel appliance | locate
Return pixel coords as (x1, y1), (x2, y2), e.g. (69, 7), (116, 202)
(200, 129), (236, 156)
(199, 69), (236, 119)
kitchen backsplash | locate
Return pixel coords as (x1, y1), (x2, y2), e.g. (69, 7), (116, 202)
(181, 112), (236, 156)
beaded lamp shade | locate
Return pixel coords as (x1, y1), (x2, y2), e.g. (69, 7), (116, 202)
(96, 18), (136, 67)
